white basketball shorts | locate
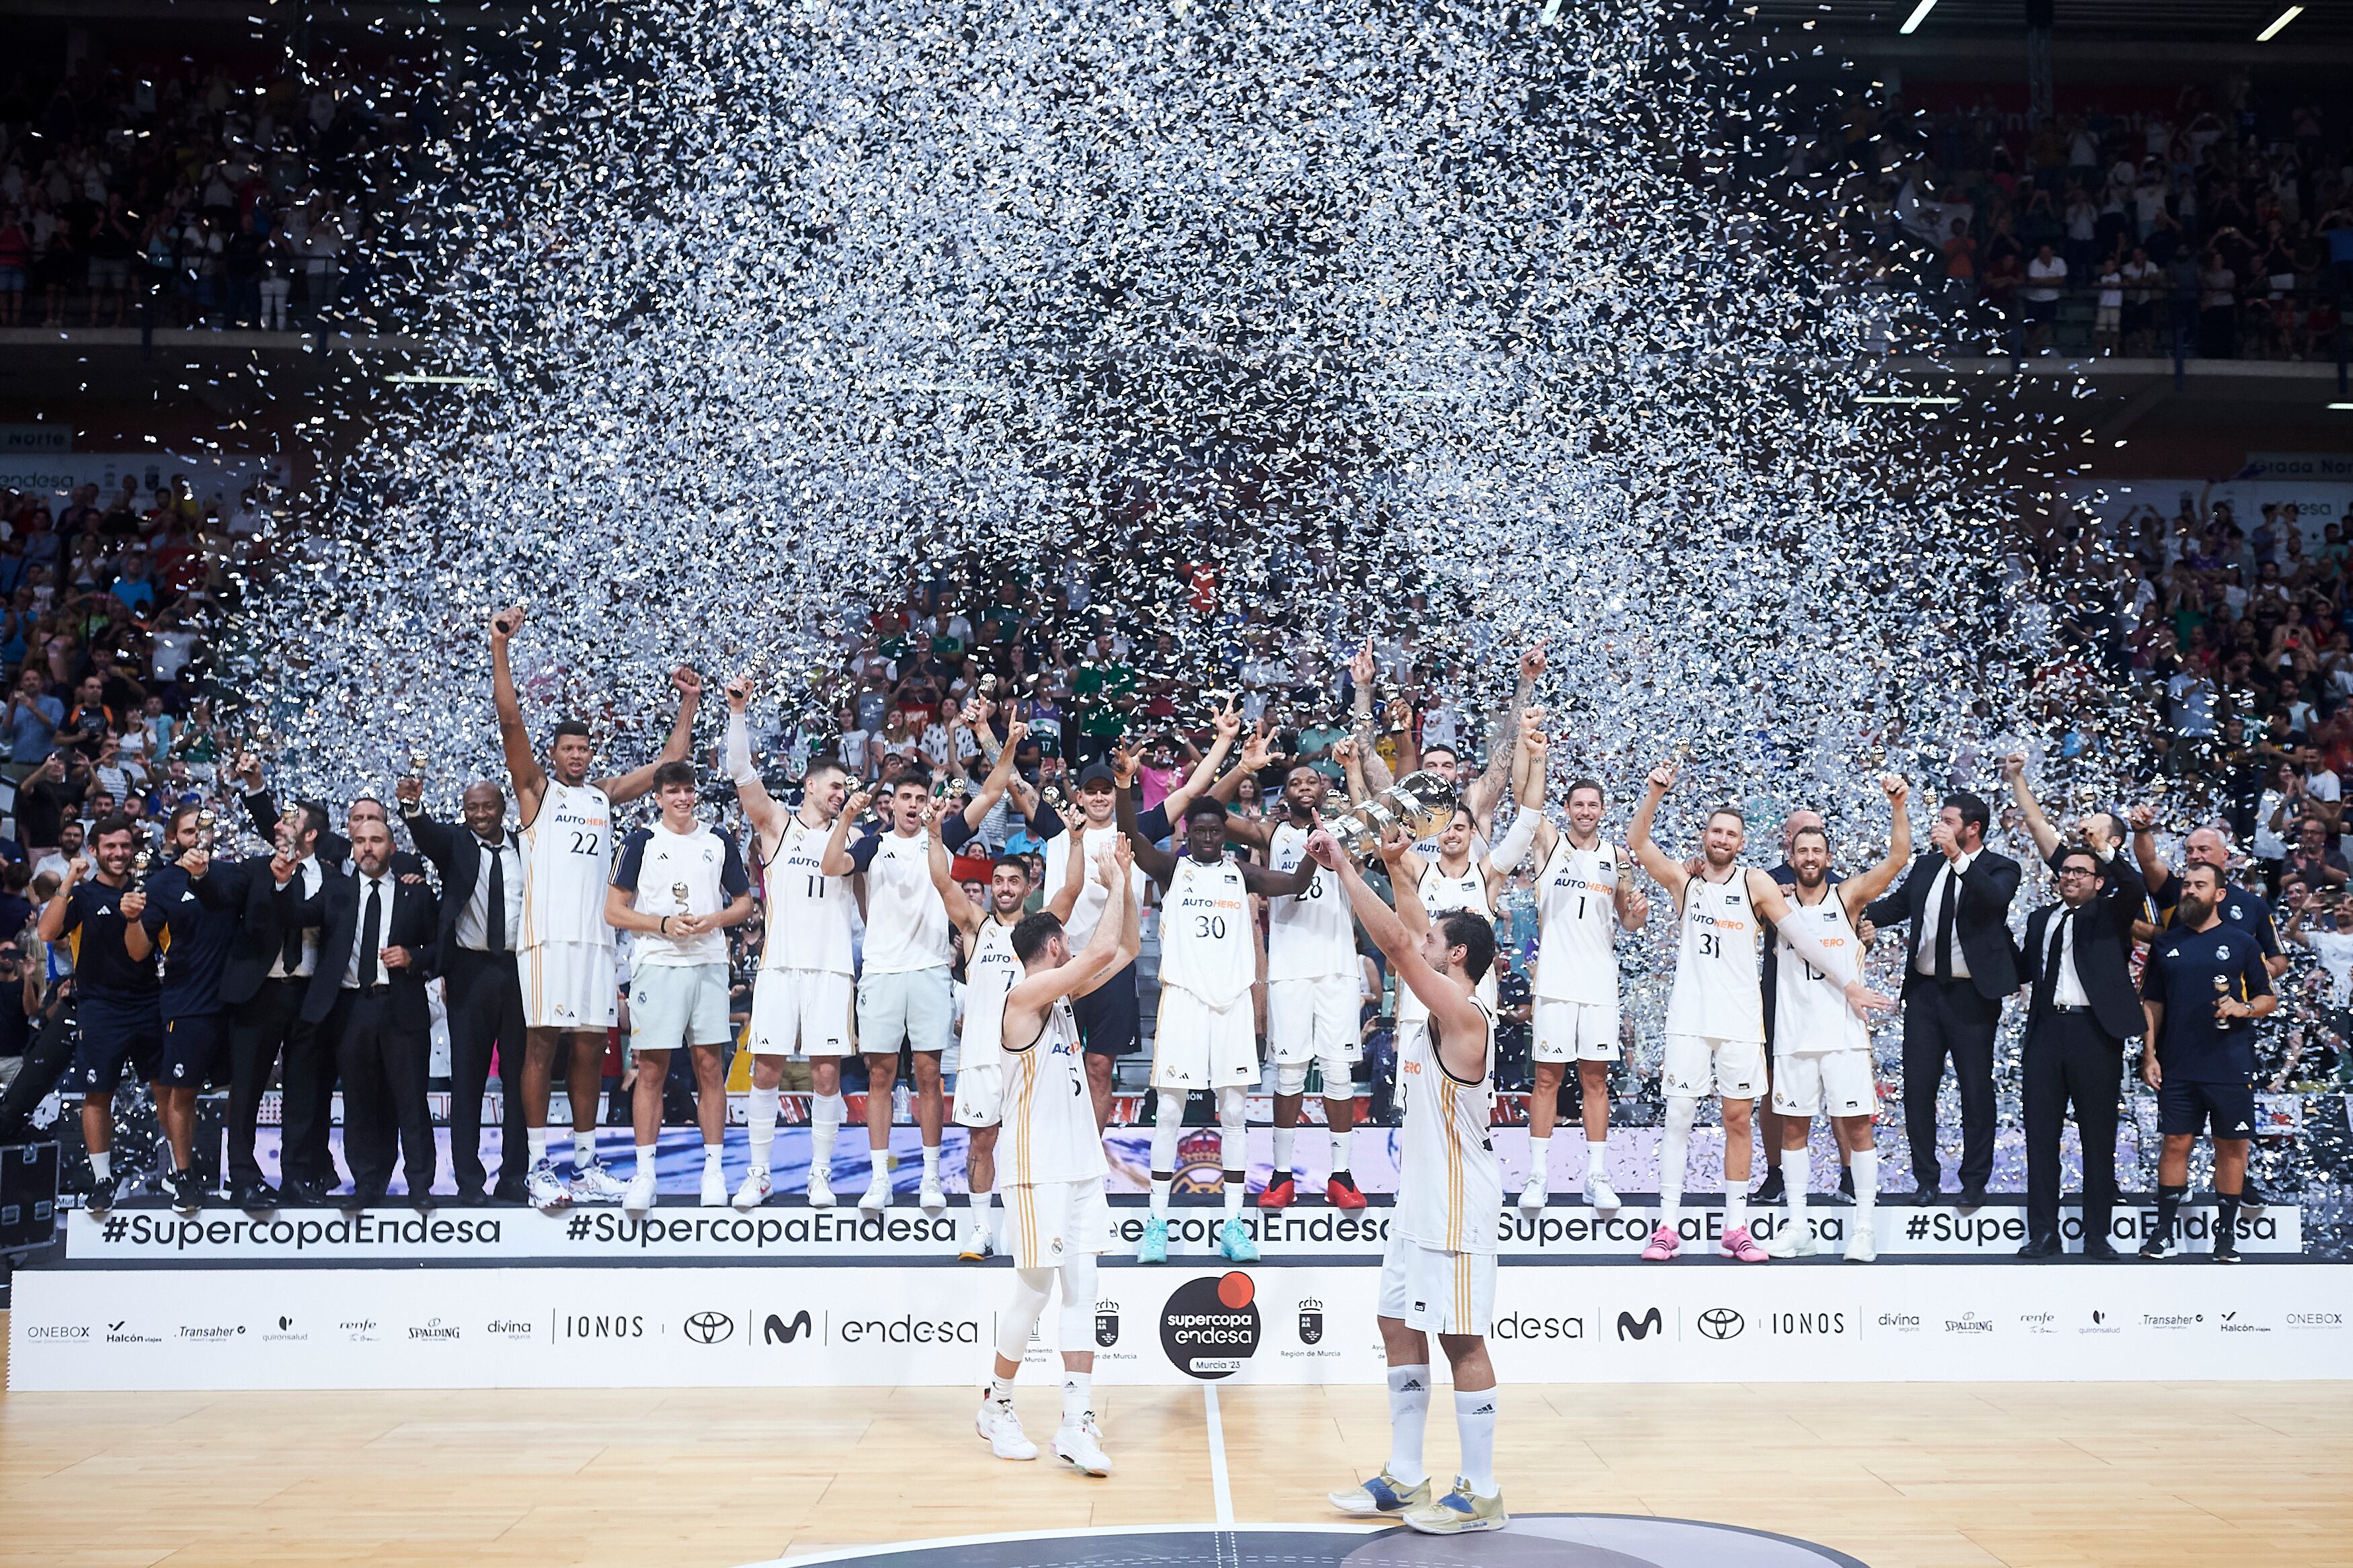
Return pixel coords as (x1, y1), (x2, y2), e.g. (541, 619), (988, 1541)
(748, 966), (855, 1059)
(1662, 1032), (1765, 1100)
(1378, 1230), (1496, 1337)
(953, 1062), (1004, 1130)
(1532, 997), (1620, 1063)
(523, 940), (618, 1032)
(1002, 1178), (1113, 1270)
(1769, 1048), (1876, 1119)
(1152, 984), (1259, 1090)
(1268, 973), (1362, 1065)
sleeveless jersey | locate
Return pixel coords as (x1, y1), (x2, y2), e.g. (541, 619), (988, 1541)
(761, 815), (854, 975)
(1394, 993), (1500, 1254)
(1533, 837), (1623, 1005)
(1398, 858), (1496, 1026)
(1000, 993), (1105, 1186)
(1158, 856), (1254, 1007)
(1266, 820), (1355, 981)
(1772, 888), (1868, 1055)
(521, 780), (615, 950)
(958, 916), (1022, 1071)
(861, 829), (951, 973)
(1663, 867), (1764, 1042)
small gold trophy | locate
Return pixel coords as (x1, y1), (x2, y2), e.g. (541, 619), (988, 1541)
(1321, 770), (1461, 862)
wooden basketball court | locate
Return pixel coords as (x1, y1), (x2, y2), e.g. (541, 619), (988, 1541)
(4, 1323), (2345, 1568)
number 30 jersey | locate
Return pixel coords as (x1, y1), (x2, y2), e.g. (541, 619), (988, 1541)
(760, 816), (854, 975)
(1663, 867), (1764, 1043)
(521, 780), (615, 950)
(1159, 856), (1254, 1007)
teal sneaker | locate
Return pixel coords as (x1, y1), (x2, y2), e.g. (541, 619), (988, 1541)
(1136, 1213), (1169, 1264)
(1218, 1214), (1259, 1263)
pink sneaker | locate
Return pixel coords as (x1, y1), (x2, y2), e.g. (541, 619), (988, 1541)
(1640, 1223), (1681, 1261)
(1719, 1225), (1769, 1262)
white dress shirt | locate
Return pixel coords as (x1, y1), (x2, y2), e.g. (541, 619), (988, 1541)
(268, 854), (323, 980)
(342, 870), (398, 989)
(2045, 905), (2089, 1008)
(454, 832), (522, 953)
(1913, 850), (1977, 980)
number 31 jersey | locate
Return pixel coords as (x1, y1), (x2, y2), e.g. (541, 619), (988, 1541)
(761, 816), (854, 975)
(1663, 868), (1764, 1043)
(522, 780), (615, 950)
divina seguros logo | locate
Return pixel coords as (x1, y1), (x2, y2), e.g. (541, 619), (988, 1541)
(1160, 1272), (1261, 1379)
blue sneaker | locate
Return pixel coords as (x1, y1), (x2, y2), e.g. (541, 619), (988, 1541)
(1219, 1214), (1259, 1263)
(1136, 1213), (1169, 1264)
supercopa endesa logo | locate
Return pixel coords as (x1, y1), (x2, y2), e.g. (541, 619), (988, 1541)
(1160, 1272), (1261, 1380)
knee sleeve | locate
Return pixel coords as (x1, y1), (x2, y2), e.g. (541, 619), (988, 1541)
(1151, 1089), (1187, 1173)
(1057, 1254), (1099, 1347)
(813, 1092), (847, 1129)
(1318, 1055), (1357, 1098)
(1216, 1085), (1248, 1130)
(1664, 1094), (1699, 1137)
(997, 1266), (1054, 1361)
(1273, 1061), (1310, 1097)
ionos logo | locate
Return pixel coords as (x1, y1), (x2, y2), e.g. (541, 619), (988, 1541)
(1696, 1307), (1744, 1340)
(765, 1310), (814, 1345)
(1095, 1301), (1121, 1349)
(1616, 1308), (1664, 1342)
(559, 1313), (645, 1340)
(1492, 1313), (1585, 1341)
(1161, 1272), (1262, 1379)
(1767, 1310), (1849, 1337)
(1298, 1296), (1323, 1346)
(682, 1311), (734, 1345)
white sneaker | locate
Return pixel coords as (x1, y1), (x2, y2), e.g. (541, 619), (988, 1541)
(958, 1218), (994, 1261)
(623, 1169), (656, 1217)
(1763, 1220), (1819, 1259)
(1516, 1181), (1548, 1212)
(919, 1175), (947, 1216)
(699, 1163), (728, 1207)
(1586, 1175), (1622, 1213)
(524, 1158), (573, 1212)
(569, 1159), (630, 1204)
(975, 1397), (1037, 1461)
(732, 1168), (773, 1211)
(1053, 1413), (1113, 1476)
(807, 1168), (835, 1208)
(1845, 1219), (1877, 1263)
(859, 1171), (893, 1214)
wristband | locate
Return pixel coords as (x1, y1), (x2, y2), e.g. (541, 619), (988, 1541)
(660, 915), (672, 935)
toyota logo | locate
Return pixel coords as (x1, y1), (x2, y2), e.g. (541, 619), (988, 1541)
(683, 1311), (735, 1345)
(1696, 1307), (1744, 1340)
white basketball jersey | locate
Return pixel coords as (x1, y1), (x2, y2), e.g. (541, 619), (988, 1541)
(1043, 822), (1146, 948)
(1412, 827), (1489, 864)
(1663, 867), (1764, 1042)
(1398, 859), (1496, 1026)
(861, 830), (951, 974)
(761, 816), (853, 975)
(1394, 994), (1500, 1255)
(1000, 994), (1105, 1186)
(1159, 856), (1254, 1007)
(1533, 837), (1623, 1005)
(1266, 820), (1355, 981)
(521, 780), (615, 950)
(1773, 888), (1869, 1055)
(959, 916), (1021, 1071)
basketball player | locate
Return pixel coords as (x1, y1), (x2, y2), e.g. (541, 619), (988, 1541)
(1759, 776), (1910, 1262)
(939, 839), (1087, 1257)
(1349, 637), (1545, 853)
(491, 605), (702, 1210)
(128, 803), (235, 1214)
(41, 815), (165, 1213)
(605, 759), (755, 1215)
(976, 837), (1139, 1477)
(1117, 791), (1316, 1264)
(1311, 825), (1507, 1536)
(1494, 716), (1648, 1214)
(1626, 757), (1892, 1262)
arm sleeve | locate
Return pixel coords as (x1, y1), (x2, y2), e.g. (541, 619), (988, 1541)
(1487, 806), (1540, 874)
(610, 829), (649, 892)
(2253, 897), (2283, 957)
(2245, 946), (2274, 1000)
(718, 833), (752, 898)
(724, 709), (757, 785)
(1031, 804), (1066, 842)
(846, 829), (885, 874)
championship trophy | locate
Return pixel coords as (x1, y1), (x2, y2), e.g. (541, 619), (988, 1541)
(1318, 770), (1460, 862)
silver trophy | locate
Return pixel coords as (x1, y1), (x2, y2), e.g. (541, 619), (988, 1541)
(1320, 770), (1460, 862)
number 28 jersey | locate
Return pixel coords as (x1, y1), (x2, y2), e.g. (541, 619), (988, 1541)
(522, 780), (615, 950)
(761, 816), (853, 975)
(1663, 868), (1764, 1042)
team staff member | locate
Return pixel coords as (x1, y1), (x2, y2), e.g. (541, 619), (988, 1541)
(39, 815), (164, 1214)
(2139, 862), (2274, 1264)
(126, 803), (235, 1214)
(2130, 811), (2287, 978)
(400, 773), (530, 1204)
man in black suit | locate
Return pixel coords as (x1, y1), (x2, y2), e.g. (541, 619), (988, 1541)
(233, 753), (426, 878)
(397, 772), (528, 1203)
(1862, 789), (2021, 1208)
(190, 800), (335, 1209)
(307, 815), (441, 1210)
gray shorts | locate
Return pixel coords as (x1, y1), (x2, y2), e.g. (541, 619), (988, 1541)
(856, 965), (953, 1055)
(629, 963), (731, 1053)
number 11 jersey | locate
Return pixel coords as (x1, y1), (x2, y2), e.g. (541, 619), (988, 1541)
(760, 816), (854, 975)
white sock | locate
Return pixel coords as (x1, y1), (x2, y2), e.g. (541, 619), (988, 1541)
(1328, 1120), (1351, 1172)
(90, 1149), (112, 1182)
(1150, 1090), (1185, 1219)
(811, 1092), (844, 1170)
(1724, 1179), (1748, 1232)
(747, 1085), (781, 1171)
(1224, 1169), (1246, 1217)
(527, 1126), (549, 1164)
(1585, 1139), (1609, 1190)
(1271, 1125), (1295, 1177)
(1455, 1388), (1499, 1495)
(1386, 1364), (1431, 1486)
(1785, 1147), (1811, 1225)
(702, 1143), (722, 1172)
(1219, 1087), (1247, 1216)
(1659, 1097), (1695, 1231)
(1150, 1176), (1173, 1220)
(989, 1374), (1015, 1404)
(635, 1143), (656, 1177)
(1061, 1369), (1092, 1427)
(922, 1144), (941, 1184)
(868, 1144), (891, 1183)
(1853, 1149), (1879, 1217)
(1526, 1134), (1550, 1191)
(967, 1181), (994, 1215)
(573, 1132), (596, 1171)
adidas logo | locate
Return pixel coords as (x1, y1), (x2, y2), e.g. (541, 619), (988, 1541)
(1400, 1378), (1425, 1392)
(1470, 1402), (1496, 1415)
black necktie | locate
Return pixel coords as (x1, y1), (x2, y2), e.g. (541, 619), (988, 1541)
(281, 862), (306, 972)
(2046, 908), (2073, 1004)
(485, 842), (506, 954)
(360, 879), (383, 988)
(1933, 864), (1958, 982)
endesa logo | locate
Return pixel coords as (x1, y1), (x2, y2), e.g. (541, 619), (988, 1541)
(1493, 1312), (1586, 1342)
(1162, 1272), (1263, 1379)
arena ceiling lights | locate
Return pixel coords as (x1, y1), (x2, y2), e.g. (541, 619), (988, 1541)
(1897, 0), (1940, 33)
(2258, 4), (2304, 38)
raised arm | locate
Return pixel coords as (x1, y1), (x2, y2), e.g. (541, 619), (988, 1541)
(817, 788), (873, 877)
(1999, 753), (2061, 862)
(1626, 757), (1692, 904)
(1238, 850), (1317, 901)
(1154, 700), (1240, 825)
(2128, 802), (2172, 897)
(1349, 639), (1397, 797)
(1749, 867), (1895, 1016)
(1113, 770), (1179, 889)
(1043, 823), (1090, 923)
(489, 604), (547, 821)
(1462, 640), (1545, 835)
(599, 666), (705, 805)
(1002, 840), (1135, 1040)
(927, 800), (983, 936)
(1311, 829), (1488, 1067)
(723, 676), (790, 848)
(1840, 774), (1915, 909)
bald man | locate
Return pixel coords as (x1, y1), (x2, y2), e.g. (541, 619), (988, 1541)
(2130, 809), (2287, 981)
(400, 773), (530, 1203)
